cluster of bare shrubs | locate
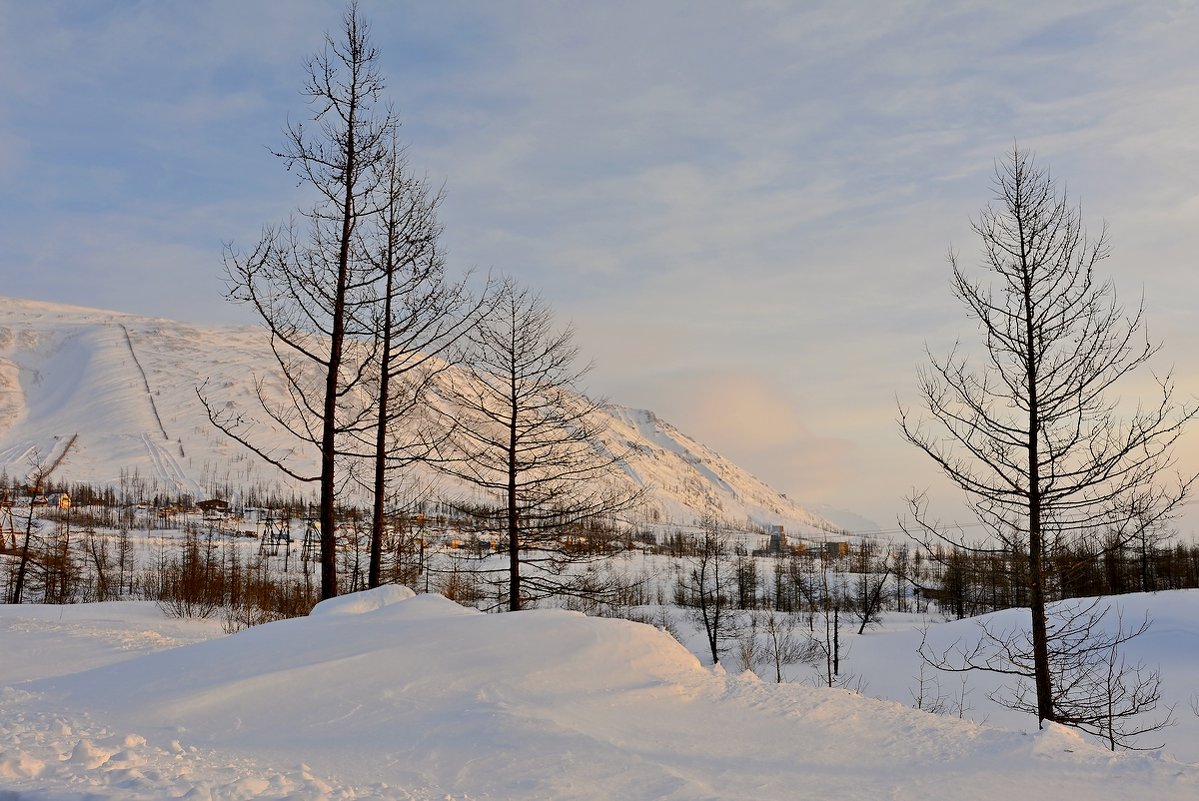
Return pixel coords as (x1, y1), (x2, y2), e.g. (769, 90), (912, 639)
(141, 527), (320, 632)
(185, 543), (315, 632)
(3, 517), (138, 605)
(1, 512), (318, 633)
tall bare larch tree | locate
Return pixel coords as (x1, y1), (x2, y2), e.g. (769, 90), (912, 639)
(201, 1), (394, 599)
(431, 280), (642, 611)
(357, 137), (485, 588)
(901, 147), (1195, 738)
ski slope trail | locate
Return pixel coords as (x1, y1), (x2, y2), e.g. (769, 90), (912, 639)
(140, 432), (202, 496)
(0, 299), (204, 495)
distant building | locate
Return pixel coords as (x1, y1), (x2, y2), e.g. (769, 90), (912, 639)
(197, 499), (230, 516)
(819, 541), (850, 558)
(767, 525), (787, 554)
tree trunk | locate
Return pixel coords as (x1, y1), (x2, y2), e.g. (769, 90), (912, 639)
(507, 361), (521, 611)
(10, 502), (36, 604)
(368, 225), (396, 590)
(1019, 201), (1056, 726)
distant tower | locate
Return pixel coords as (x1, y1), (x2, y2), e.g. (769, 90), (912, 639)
(768, 524), (786, 554)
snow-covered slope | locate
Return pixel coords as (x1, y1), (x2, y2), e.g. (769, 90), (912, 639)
(2, 589), (1195, 799)
(850, 591), (1199, 760)
(0, 295), (842, 535)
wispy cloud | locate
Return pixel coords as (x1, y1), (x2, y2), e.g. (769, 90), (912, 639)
(2, 0), (1197, 530)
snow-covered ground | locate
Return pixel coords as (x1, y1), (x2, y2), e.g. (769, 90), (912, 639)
(845, 592), (1199, 761)
(2, 588), (1197, 800)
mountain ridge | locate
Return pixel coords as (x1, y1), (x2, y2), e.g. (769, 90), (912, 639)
(0, 295), (846, 537)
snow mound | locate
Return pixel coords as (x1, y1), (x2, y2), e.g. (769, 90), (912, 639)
(852, 590), (1199, 762)
(1032, 722), (1093, 758)
(5, 594), (1190, 799)
(307, 584), (416, 617)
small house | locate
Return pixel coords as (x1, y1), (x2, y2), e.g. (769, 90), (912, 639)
(197, 499), (231, 518)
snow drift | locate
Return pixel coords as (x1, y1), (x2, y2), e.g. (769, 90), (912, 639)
(3, 589), (1196, 799)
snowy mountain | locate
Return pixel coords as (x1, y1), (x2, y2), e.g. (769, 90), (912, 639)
(0, 296), (845, 537)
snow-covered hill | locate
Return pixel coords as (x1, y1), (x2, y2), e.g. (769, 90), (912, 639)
(0, 296), (843, 536)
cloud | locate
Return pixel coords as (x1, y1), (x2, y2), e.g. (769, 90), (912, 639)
(605, 368), (859, 507)
(3, 0), (1199, 532)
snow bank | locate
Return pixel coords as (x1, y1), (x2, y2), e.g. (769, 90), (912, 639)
(2, 591), (1197, 799)
(849, 590), (1199, 762)
(2, 592), (1189, 796)
(308, 584), (416, 617)
(0, 601), (225, 683)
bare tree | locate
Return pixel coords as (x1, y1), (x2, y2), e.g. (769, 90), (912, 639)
(430, 280), (642, 610)
(901, 146), (1195, 734)
(734, 612), (763, 675)
(759, 608), (816, 682)
(808, 552), (846, 687)
(1080, 611), (1172, 751)
(200, 2), (395, 599)
(1127, 512), (1170, 593)
(356, 136), (486, 589)
(8, 451), (52, 604)
(921, 600), (1171, 748)
(681, 521), (738, 665)
(910, 653), (975, 719)
(852, 539), (892, 635)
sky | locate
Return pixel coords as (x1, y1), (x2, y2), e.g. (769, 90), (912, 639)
(2, 0), (1198, 535)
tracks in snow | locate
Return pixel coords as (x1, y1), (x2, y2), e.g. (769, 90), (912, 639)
(0, 441), (38, 466)
(0, 434), (76, 480)
(124, 325), (203, 496)
(140, 434), (200, 496)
